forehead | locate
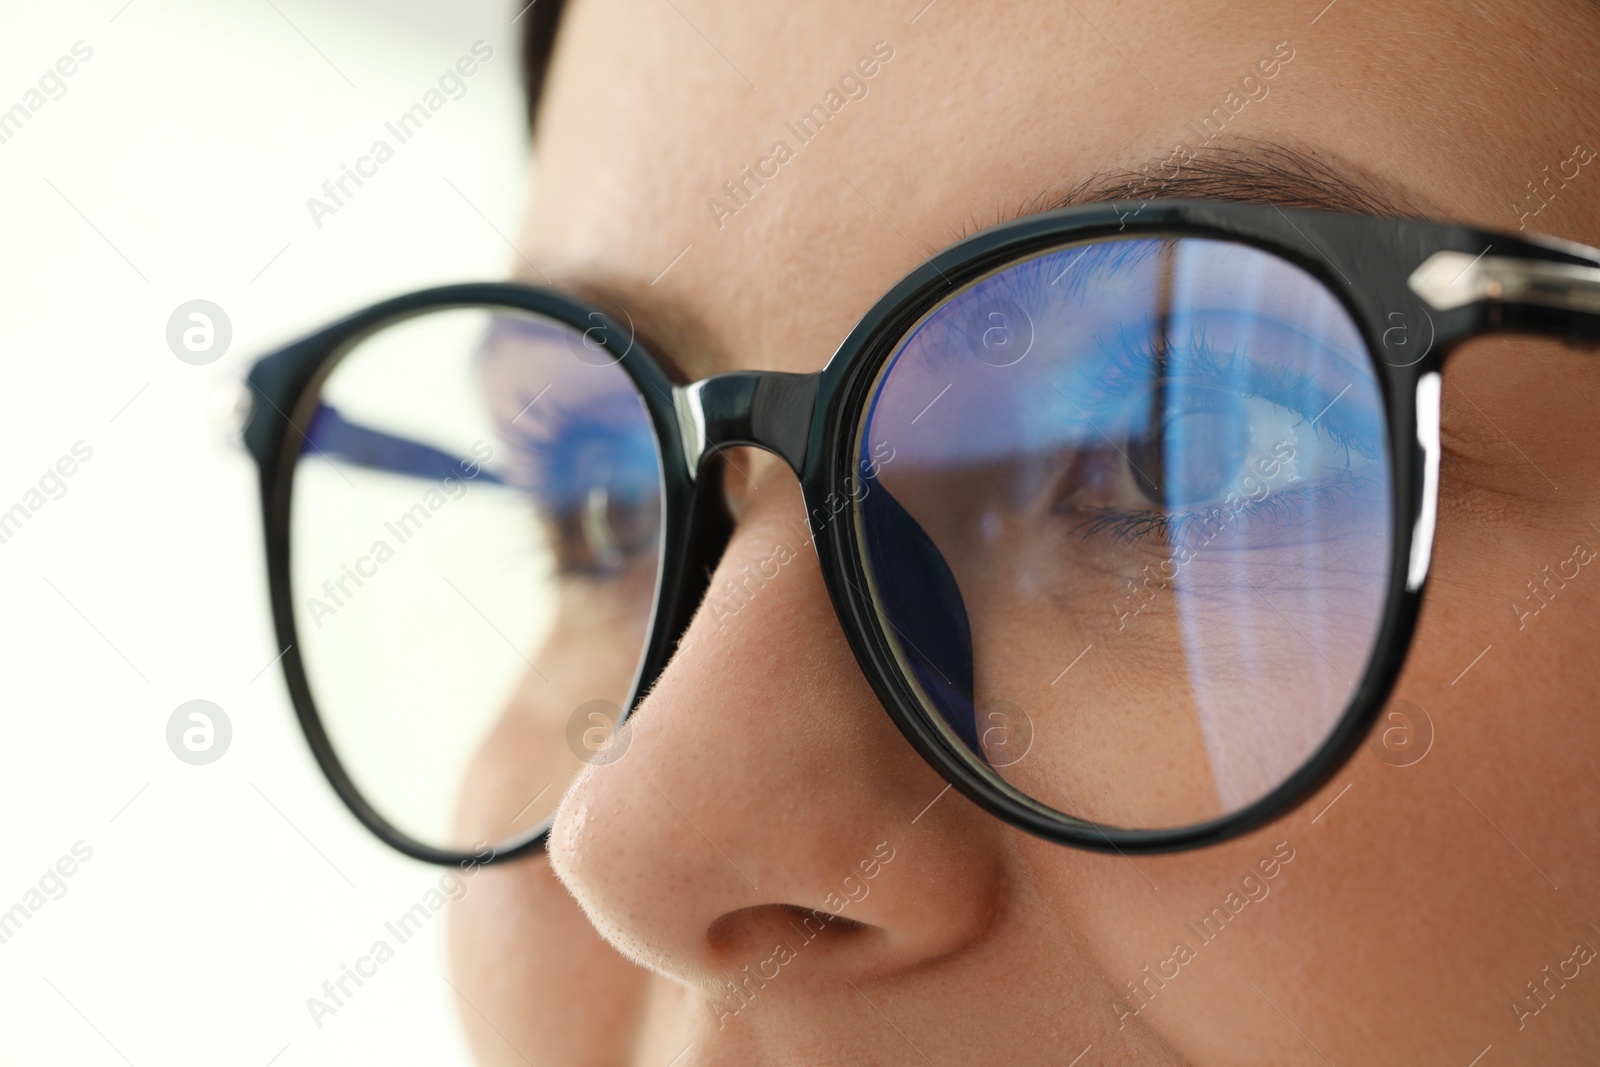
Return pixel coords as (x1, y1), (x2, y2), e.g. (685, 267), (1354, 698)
(521, 0), (1591, 380)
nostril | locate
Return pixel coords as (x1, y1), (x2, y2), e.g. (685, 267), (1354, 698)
(706, 903), (872, 962)
(702, 904), (876, 1020)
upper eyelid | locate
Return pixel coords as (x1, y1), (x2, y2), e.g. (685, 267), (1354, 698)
(881, 245), (1388, 462)
(1069, 324), (1385, 458)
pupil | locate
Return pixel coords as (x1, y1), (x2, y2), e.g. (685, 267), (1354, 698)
(1130, 385), (1250, 507)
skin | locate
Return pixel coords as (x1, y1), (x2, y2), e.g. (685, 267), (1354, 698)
(445, 1), (1600, 1063)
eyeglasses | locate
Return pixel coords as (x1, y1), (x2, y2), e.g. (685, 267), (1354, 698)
(244, 199), (1600, 866)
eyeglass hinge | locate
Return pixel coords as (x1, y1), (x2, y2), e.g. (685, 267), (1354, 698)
(1408, 249), (1600, 316)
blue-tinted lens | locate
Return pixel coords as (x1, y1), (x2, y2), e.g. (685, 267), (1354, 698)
(858, 237), (1392, 829)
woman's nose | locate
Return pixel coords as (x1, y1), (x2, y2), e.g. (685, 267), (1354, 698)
(547, 472), (1004, 1001)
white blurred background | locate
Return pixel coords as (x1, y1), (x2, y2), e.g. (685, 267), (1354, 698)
(0, 1), (533, 1062)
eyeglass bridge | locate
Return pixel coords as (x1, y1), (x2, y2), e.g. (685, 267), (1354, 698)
(671, 371), (820, 479)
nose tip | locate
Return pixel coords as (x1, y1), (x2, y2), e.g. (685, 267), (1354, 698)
(544, 494), (1003, 999)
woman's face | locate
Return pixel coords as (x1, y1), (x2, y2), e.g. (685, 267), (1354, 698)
(449, 1), (1600, 1062)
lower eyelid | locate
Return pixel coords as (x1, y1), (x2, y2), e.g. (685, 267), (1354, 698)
(1056, 463), (1381, 550)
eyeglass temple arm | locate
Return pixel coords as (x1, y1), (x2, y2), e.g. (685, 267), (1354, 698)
(300, 402), (505, 485)
(1408, 249), (1600, 340)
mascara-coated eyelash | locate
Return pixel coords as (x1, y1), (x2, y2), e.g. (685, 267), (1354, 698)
(503, 395), (650, 500)
(1048, 327), (1383, 546)
(503, 395), (661, 577)
(1065, 321), (1384, 464)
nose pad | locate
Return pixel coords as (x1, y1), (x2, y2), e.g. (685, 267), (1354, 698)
(857, 482), (980, 754)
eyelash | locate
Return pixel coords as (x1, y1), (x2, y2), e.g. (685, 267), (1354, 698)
(1073, 323), (1378, 462)
(506, 397), (661, 578)
(1069, 469), (1372, 547)
(508, 396), (605, 495)
(1054, 328), (1383, 545)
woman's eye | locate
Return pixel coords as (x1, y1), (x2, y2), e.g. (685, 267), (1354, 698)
(1053, 379), (1373, 541)
(524, 431), (662, 579)
(1126, 383), (1254, 507)
(561, 473), (660, 576)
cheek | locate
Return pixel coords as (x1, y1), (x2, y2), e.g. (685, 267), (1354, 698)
(1244, 514), (1600, 1053)
(453, 670), (580, 846)
(454, 584), (652, 846)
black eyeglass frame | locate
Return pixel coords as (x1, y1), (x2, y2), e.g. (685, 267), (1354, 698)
(244, 198), (1600, 866)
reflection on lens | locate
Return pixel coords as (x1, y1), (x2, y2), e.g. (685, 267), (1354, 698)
(289, 307), (662, 853)
(858, 237), (1392, 830)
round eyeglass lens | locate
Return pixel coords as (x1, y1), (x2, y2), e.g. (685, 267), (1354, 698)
(289, 306), (662, 854)
(857, 237), (1393, 831)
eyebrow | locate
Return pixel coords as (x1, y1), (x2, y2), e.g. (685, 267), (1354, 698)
(535, 139), (1436, 383)
(1021, 138), (1433, 224)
